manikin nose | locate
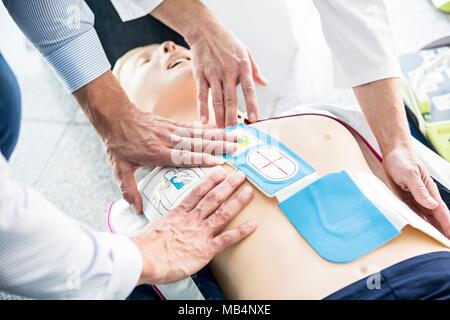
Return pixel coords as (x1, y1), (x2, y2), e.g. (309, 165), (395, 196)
(161, 41), (177, 53)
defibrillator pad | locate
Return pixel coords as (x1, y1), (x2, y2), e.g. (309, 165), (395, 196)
(278, 171), (400, 263)
(140, 167), (215, 221)
(278, 170), (450, 263)
(223, 124), (317, 197)
(107, 166), (216, 300)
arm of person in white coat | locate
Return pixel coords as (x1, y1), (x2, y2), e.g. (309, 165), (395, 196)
(0, 154), (142, 299)
(313, 0), (450, 238)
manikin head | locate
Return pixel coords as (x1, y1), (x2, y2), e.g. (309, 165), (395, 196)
(113, 41), (215, 124)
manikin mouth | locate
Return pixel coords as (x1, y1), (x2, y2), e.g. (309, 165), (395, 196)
(167, 56), (191, 69)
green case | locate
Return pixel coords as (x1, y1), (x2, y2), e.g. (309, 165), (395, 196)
(400, 38), (450, 162)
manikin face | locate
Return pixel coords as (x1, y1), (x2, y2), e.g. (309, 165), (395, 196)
(114, 41), (197, 115)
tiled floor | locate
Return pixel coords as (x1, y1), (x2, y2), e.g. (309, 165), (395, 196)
(0, 0), (449, 300)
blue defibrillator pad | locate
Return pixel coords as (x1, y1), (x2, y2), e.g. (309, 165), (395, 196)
(278, 171), (401, 263)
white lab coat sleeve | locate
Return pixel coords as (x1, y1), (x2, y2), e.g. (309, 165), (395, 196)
(110, 0), (164, 21)
(313, 0), (401, 88)
(0, 155), (143, 299)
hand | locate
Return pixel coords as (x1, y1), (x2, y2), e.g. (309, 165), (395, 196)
(188, 22), (268, 127)
(383, 147), (450, 237)
(132, 167), (256, 284)
(151, 0), (267, 127)
(73, 71), (238, 215)
(105, 106), (238, 214)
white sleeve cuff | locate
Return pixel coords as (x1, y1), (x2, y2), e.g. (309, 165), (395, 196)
(334, 63), (402, 88)
(102, 233), (143, 299)
(45, 28), (111, 93)
(111, 0), (163, 21)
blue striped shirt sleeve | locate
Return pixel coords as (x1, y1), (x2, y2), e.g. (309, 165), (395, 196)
(2, 0), (111, 92)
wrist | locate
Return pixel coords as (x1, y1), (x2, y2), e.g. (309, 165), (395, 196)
(132, 235), (166, 285)
(184, 18), (222, 46)
(353, 78), (415, 157)
(379, 134), (414, 156)
(73, 71), (137, 139)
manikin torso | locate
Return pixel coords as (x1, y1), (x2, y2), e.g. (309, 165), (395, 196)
(113, 46), (449, 299)
(138, 102), (449, 299)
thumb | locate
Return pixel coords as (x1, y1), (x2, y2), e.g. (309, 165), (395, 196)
(406, 174), (439, 210)
(114, 161), (143, 214)
(247, 49), (268, 86)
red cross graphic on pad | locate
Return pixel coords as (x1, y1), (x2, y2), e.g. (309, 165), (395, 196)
(247, 146), (298, 181)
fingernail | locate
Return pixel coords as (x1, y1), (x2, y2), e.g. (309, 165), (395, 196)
(248, 113), (257, 123)
(131, 205), (139, 215)
(258, 75), (269, 85)
(226, 142), (238, 153)
(234, 170), (246, 179)
(241, 186), (253, 195)
(427, 197), (438, 207)
(227, 133), (239, 142)
(243, 220), (257, 229)
(214, 166), (227, 174)
(208, 155), (225, 165)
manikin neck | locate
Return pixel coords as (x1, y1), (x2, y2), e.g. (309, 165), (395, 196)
(145, 91), (215, 126)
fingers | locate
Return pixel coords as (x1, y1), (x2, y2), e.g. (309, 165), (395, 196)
(168, 127), (238, 167)
(223, 77), (238, 127)
(168, 149), (224, 167)
(192, 170), (247, 220)
(426, 179), (450, 237)
(193, 50), (261, 127)
(167, 129), (238, 167)
(196, 75), (209, 125)
(248, 49), (268, 86)
(239, 61), (259, 123)
(174, 136), (236, 156)
(176, 167), (228, 212)
(114, 161), (142, 214)
(210, 79), (225, 128)
(205, 186), (253, 234)
(408, 170), (439, 210)
(405, 168), (450, 237)
(173, 126), (238, 143)
(209, 220), (257, 255)
(202, 128), (238, 143)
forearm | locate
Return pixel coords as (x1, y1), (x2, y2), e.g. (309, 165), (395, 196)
(73, 70), (143, 146)
(353, 78), (412, 155)
(151, 0), (219, 44)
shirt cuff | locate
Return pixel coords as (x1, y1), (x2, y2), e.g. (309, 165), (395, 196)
(111, 0), (163, 21)
(333, 63), (402, 88)
(103, 233), (143, 299)
(45, 28), (111, 93)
